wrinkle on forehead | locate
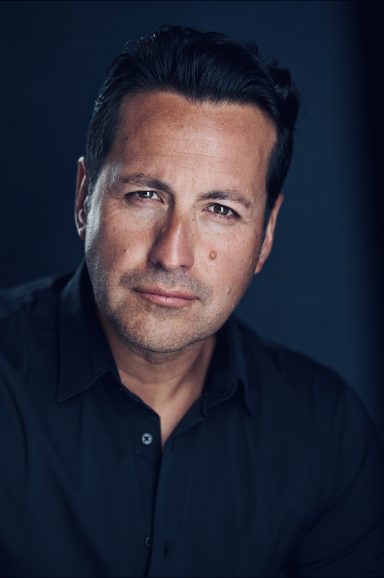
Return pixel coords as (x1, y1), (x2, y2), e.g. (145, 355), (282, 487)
(100, 91), (276, 202)
(114, 91), (276, 153)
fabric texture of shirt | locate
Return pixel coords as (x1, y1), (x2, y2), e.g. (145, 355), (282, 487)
(0, 262), (383, 578)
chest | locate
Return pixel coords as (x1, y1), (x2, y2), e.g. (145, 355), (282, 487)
(0, 382), (318, 577)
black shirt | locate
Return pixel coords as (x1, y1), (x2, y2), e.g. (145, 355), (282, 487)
(0, 263), (383, 577)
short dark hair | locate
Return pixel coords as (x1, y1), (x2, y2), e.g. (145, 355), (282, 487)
(85, 25), (300, 210)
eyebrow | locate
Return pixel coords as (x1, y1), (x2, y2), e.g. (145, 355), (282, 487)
(199, 191), (252, 210)
(116, 173), (174, 195)
(116, 173), (253, 210)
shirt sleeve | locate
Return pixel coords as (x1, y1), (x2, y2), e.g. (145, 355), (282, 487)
(287, 378), (384, 577)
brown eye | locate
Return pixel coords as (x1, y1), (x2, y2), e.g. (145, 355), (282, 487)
(208, 204), (237, 218)
(135, 190), (160, 200)
(124, 190), (162, 204)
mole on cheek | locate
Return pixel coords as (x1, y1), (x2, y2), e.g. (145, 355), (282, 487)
(209, 250), (217, 260)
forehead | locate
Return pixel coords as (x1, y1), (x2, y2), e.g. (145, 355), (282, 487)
(107, 91), (277, 192)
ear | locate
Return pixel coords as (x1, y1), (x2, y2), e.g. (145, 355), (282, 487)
(74, 157), (89, 241)
(254, 193), (284, 274)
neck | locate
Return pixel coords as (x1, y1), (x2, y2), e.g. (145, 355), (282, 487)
(100, 317), (216, 445)
(111, 333), (216, 409)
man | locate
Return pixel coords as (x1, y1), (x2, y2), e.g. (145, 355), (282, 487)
(0, 25), (383, 578)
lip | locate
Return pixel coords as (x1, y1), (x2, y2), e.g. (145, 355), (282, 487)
(134, 287), (197, 308)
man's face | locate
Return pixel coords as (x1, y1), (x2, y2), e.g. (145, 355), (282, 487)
(75, 91), (281, 353)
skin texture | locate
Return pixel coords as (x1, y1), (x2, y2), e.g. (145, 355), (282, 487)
(75, 91), (282, 443)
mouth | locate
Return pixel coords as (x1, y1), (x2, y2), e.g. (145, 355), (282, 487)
(133, 287), (198, 308)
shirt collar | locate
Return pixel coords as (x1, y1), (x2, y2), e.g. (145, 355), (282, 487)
(56, 262), (119, 402)
(56, 262), (257, 415)
(202, 315), (257, 416)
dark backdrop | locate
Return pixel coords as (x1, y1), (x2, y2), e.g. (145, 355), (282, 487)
(0, 1), (383, 437)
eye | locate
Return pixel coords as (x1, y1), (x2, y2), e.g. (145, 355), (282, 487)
(132, 190), (161, 201)
(207, 203), (238, 219)
(124, 190), (162, 205)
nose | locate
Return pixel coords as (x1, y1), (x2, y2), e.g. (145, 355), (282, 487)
(148, 210), (195, 271)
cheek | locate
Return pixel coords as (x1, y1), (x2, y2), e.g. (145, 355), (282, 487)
(212, 233), (261, 273)
(209, 235), (261, 305)
(217, 255), (255, 289)
(211, 243), (258, 291)
(92, 210), (156, 264)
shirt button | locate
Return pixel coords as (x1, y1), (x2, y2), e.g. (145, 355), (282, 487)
(144, 536), (152, 548)
(141, 432), (153, 446)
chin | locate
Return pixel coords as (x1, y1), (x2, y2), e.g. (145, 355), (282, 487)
(119, 328), (204, 354)
(109, 310), (217, 354)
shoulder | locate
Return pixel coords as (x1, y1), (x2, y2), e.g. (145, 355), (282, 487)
(233, 317), (377, 440)
(235, 317), (345, 393)
(0, 273), (72, 366)
(231, 332), (384, 576)
(0, 273), (71, 321)
(234, 318), (384, 500)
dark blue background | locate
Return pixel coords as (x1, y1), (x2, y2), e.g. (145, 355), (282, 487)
(0, 1), (382, 436)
